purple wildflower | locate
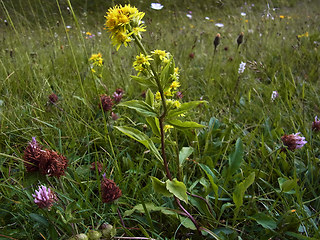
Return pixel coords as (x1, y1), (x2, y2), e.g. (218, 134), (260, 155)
(112, 92), (123, 103)
(281, 132), (307, 151)
(32, 185), (57, 210)
(176, 91), (184, 99)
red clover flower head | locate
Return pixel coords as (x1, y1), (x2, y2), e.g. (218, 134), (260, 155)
(312, 116), (320, 132)
(48, 93), (58, 104)
(32, 185), (57, 210)
(23, 137), (45, 172)
(281, 132), (307, 151)
(112, 89), (124, 104)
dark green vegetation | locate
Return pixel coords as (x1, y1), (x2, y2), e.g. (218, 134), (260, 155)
(1, 0), (320, 239)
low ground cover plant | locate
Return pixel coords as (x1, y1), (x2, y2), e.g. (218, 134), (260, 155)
(0, 0), (320, 239)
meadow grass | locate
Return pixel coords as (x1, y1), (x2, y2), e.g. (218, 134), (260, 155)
(0, 0), (320, 239)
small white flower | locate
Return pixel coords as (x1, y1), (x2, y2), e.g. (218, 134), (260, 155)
(186, 14), (192, 19)
(66, 25), (72, 29)
(241, 12), (246, 16)
(215, 23), (224, 28)
(151, 3), (163, 10)
(271, 91), (279, 101)
(238, 61), (246, 74)
(205, 17), (210, 20)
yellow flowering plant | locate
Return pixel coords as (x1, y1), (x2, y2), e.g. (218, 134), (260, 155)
(104, 4), (207, 234)
(89, 53), (103, 78)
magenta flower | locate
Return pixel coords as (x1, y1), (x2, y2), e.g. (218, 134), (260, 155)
(32, 185), (57, 210)
(281, 132), (307, 151)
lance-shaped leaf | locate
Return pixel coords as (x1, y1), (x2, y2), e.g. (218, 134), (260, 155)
(199, 163), (219, 199)
(151, 176), (172, 197)
(168, 119), (205, 130)
(167, 101), (207, 119)
(166, 178), (188, 203)
(131, 75), (158, 91)
(233, 172), (255, 208)
(251, 213), (277, 230)
(179, 147), (193, 166)
(146, 117), (161, 137)
(118, 100), (158, 117)
(228, 138), (244, 175)
(145, 89), (154, 107)
(278, 177), (297, 193)
(114, 126), (162, 162)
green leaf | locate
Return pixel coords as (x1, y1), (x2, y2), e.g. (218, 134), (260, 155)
(124, 203), (170, 217)
(252, 213), (277, 230)
(145, 89), (154, 107)
(151, 176), (172, 197)
(278, 178), (297, 193)
(285, 231), (318, 240)
(179, 147), (193, 166)
(199, 163), (219, 198)
(29, 213), (49, 227)
(228, 138), (244, 175)
(146, 117), (160, 137)
(114, 126), (162, 162)
(167, 101), (207, 119)
(166, 178), (188, 203)
(167, 119), (206, 130)
(179, 216), (197, 230)
(118, 100), (158, 117)
(233, 172), (255, 208)
(131, 75), (158, 90)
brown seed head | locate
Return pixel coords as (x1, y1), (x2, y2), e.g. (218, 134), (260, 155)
(100, 95), (114, 112)
(39, 150), (68, 178)
(101, 177), (122, 203)
(90, 162), (103, 173)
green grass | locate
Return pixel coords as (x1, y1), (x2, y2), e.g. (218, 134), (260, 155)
(1, 0), (320, 239)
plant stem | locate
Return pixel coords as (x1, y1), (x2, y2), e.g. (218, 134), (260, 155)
(175, 197), (200, 232)
(117, 207), (126, 229)
(132, 34), (171, 179)
(132, 33), (200, 232)
(159, 118), (172, 180)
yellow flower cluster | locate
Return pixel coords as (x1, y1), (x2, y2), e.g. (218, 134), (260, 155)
(152, 49), (169, 63)
(104, 4), (146, 50)
(89, 53), (103, 76)
(89, 53), (103, 67)
(164, 67), (180, 97)
(297, 32), (309, 38)
(133, 53), (152, 73)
